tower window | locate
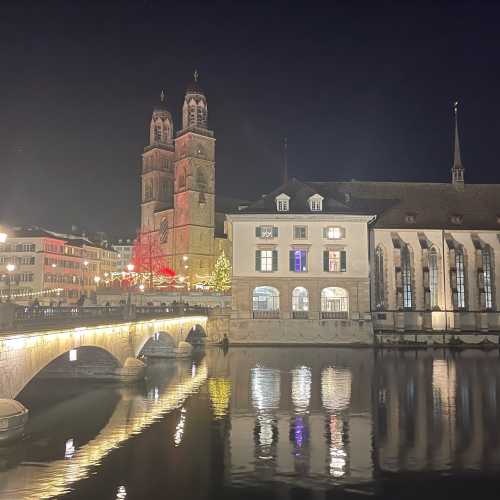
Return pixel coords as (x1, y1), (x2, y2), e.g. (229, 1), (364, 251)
(401, 245), (413, 309)
(154, 123), (162, 142)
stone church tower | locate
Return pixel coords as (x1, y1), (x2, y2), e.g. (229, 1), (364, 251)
(140, 73), (220, 286)
(173, 72), (216, 282)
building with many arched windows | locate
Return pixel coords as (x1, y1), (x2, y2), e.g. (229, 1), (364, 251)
(227, 108), (500, 343)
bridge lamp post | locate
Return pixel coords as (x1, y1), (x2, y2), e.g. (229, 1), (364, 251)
(126, 263), (134, 305)
(6, 263), (16, 302)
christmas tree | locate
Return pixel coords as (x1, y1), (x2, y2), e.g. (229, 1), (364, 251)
(208, 251), (232, 292)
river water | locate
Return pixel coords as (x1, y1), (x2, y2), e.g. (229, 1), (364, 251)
(1, 347), (500, 499)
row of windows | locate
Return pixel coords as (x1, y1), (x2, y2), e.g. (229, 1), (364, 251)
(375, 245), (495, 311)
(255, 250), (347, 273)
(45, 257), (82, 269)
(45, 274), (81, 284)
(252, 286), (349, 319)
(256, 225), (345, 240)
(0, 256), (35, 265)
(275, 194), (325, 213)
(3, 273), (34, 282)
(0, 243), (36, 253)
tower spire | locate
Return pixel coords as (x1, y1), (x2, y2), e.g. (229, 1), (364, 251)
(283, 137), (288, 185)
(452, 101), (464, 188)
(193, 69), (199, 82)
(160, 89), (165, 102)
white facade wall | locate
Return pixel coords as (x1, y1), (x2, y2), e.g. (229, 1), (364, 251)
(230, 214), (374, 279)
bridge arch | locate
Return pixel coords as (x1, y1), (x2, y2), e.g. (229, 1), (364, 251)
(186, 324), (207, 345)
(137, 331), (177, 358)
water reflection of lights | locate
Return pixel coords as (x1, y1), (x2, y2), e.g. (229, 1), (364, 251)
(116, 485), (127, 499)
(174, 407), (187, 447)
(291, 366), (311, 413)
(192, 363), (196, 378)
(328, 415), (347, 478)
(321, 367), (352, 413)
(256, 413), (277, 459)
(292, 415), (308, 449)
(4, 362), (208, 500)
(64, 438), (75, 459)
(251, 366), (281, 411)
(208, 378), (232, 419)
(432, 359), (456, 418)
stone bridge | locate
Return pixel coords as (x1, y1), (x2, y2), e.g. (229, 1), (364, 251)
(0, 359), (208, 499)
(0, 315), (208, 400)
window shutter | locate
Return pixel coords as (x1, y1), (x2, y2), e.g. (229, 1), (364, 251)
(255, 250), (261, 271)
(340, 251), (347, 272)
(272, 250), (278, 271)
(255, 226), (261, 238)
(323, 251), (329, 272)
(341, 227), (346, 239)
(323, 227), (328, 239)
(303, 251), (308, 271)
(289, 250), (295, 271)
(272, 226), (279, 237)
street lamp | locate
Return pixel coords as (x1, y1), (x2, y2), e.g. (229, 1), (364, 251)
(94, 276), (101, 286)
(126, 263), (134, 305)
(0, 232), (7, 244)
(6, 263), (16, 302)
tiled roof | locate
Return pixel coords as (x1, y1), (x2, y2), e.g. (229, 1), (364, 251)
(236, 178), (500, 230)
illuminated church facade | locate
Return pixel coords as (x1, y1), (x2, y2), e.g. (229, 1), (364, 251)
(140, 74), (233, 285)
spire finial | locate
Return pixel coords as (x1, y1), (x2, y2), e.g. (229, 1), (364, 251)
(452, 100), (464, 187)
(193, 69), (199, 82)
(283, 137), (288, 185)
(160, 90), (165, 102)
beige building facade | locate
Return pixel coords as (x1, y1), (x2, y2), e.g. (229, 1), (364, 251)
(228, 112), (500, 344)
(0, 226), (118, 303)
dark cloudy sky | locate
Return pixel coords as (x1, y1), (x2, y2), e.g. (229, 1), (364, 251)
(1, 1), (499, 236)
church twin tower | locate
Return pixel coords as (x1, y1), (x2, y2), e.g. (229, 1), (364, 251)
(140, 72), (217, 284)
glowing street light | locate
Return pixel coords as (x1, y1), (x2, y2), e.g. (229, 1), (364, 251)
(0, 232), (7, 244)
(139, 284), (145, 292)
(5, 263), (16, 302)
(94, 276), (101, 286)
(126, 263), (134, 272)
(51, 263), (57, 268)
(182, 255), (188, 262)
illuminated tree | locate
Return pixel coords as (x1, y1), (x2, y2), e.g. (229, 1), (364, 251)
(208, 251), (231, 293)
(131, 230), (175, 289)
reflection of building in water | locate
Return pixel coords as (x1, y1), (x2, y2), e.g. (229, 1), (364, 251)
(321, 366), (352, 478)
(373, 351), (500, 474)
(208, 378), (232, 419)
(225, 348), (374, 487)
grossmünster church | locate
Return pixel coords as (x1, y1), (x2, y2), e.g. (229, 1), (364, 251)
(140, 72), (237, 285)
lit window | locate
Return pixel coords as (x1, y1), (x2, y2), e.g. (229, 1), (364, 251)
(256, 250), (276, 272)
(328, 251), (340, 272)
(455, 250), (466, 309)
(375, 246), (385, 310)
(308, 194), (323, 212)
(69, 349), (77, 362)
(429, 247), (439, 309)
(256, 226), (277, 239)
(482, 247), (493, 310)
(276, 194), (290, 212)
(401, 245), (413, 309)
(290, 250), (307, 272)
(325, 226), (343, 240)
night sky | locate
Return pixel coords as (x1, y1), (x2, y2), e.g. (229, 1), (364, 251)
(1, 1), (500, 237)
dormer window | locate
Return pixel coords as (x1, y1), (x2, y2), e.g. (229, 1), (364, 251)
(276, 193), (290, 212)
(308, 194), (324, 212)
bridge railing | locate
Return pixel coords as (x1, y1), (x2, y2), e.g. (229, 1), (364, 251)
(4, 304), (210, 331)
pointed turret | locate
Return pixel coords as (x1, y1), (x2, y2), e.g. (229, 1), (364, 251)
(452, 101), (464, 189)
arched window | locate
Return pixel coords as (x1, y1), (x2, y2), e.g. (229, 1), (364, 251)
(292, 287), (309, 319)
(455, 247), (466, 309)
(196, 167), (207, 189)
(178, 169), (186, 190)
(375, 245), (385, 310)
(144, 180), (153, 201)
(252, 286), (279, 319)
(429, 247), (439, 309)
(482, 246), (493, 310)
(163, 122), (171, 143)
(401, 245), (413, 310)
(154, 122), (162, 142)
(321, 287), (348, 319)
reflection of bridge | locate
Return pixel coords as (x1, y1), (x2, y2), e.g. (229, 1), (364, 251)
(0, 360), (208, 500)
(0, 311), (208, 439)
